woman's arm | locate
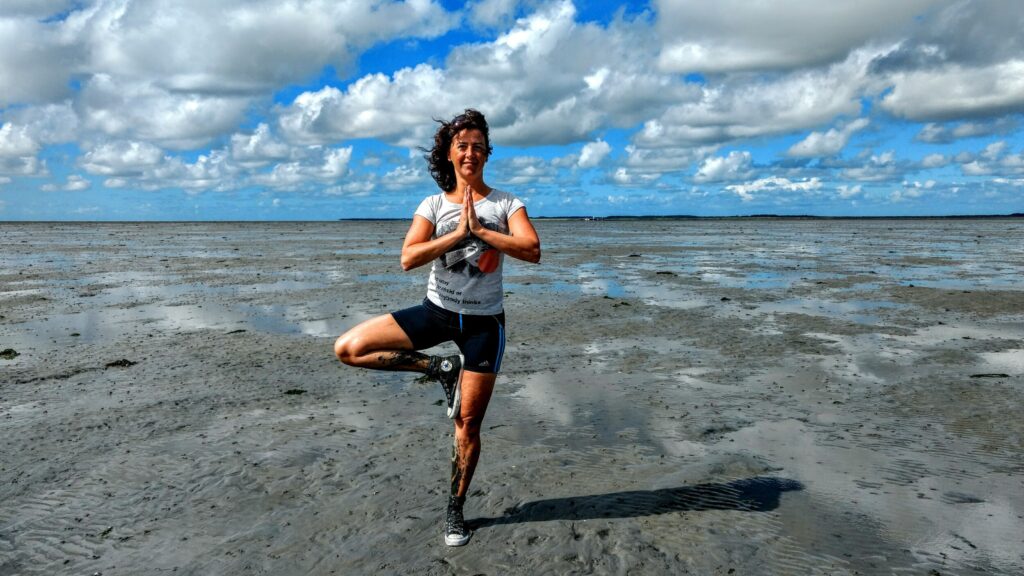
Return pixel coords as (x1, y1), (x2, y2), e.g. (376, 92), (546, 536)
(470, 204), (541, 264)
(400, 214), (468, 271)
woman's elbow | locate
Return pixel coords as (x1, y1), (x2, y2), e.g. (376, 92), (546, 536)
(400, 252), (417, 271)
(526, 243), (541, 264)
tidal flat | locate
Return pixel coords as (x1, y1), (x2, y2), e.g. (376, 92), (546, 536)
(2, 219), (1023, 575)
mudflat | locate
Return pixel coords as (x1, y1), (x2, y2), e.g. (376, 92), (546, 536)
(2, 219), (1023, 575)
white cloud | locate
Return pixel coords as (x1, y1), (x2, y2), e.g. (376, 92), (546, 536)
(654, 0), (940, 73)
(0, 17), (76, 106)
(624, 145), (716, 176)
(921, 153), (948, 168)
(726, 176), (822, 202)
(787, 118), (870, 158)
(693, 151), (753, 183)
(2, 0), (458, 152)
(607, 166), (660, 187)
(634, 48), (878, 149)
(837, 184), (862, 199)
(954, 141), (1024, 177)
(81, 141), (165, 176)
(76, 0), (454, 94)
(43, 174), (92, 192)
(880, 60), (1024, 121)
(495, 156), (557, 186)
(230, 124), (291, 165)
(0, 1), (76, 18)
(78, 75), (251, 149)
(2, 102), (79, 145)
(981, 141), (1007, 161)
(842, 150), (900, 182)
(467, 0), (520, 29)
(279, 1), (690, 147)
(0, 123), (39, 157)
(0, 123), (46, 176)
(915, 118), (1018, 143)
(381, 164), (428, 190)
(577, 139), (611, 168)
(253, 146), (353, 190)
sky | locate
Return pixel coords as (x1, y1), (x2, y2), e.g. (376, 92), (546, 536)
(0, 0), (1022, 220)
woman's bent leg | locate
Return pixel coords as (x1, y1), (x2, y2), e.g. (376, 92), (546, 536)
(333, 314), (429, 371)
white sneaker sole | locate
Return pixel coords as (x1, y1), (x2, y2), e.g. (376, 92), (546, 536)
(446, 354), (464, 419)
(445, 532), (471, 546)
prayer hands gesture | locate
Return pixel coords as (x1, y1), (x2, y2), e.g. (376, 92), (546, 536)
(459, 185), (485, 238)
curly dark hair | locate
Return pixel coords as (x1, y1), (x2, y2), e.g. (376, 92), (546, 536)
(423, 109), (493, 192)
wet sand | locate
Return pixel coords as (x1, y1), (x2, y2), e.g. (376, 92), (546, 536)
(2, 219), (1023, 575)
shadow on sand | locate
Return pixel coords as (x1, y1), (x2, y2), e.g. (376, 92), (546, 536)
(472, 476), (803, 529)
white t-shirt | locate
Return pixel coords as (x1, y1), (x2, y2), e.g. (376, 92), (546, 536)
(414, 189), (525, 315)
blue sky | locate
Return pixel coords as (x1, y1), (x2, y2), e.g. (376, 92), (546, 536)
(1, 0), (1022, 220)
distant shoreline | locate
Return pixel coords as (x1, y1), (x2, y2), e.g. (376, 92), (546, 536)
(1, 213), (1022, 224)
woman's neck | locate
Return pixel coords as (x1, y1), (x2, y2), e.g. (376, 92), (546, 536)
(451, 177), (490, 197)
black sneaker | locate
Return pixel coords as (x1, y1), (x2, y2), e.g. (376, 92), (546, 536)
(444, 495), (471, 546)
(436, 354), (463, 419)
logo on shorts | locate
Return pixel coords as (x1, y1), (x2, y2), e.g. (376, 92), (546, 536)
(440, 359), (454, 372)
(478, 360), (490, 368)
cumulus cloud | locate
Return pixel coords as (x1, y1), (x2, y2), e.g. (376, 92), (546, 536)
(279, 1), (690, 147)
(654, 0), (940, 73)
(231, 124), (291, 166)
(0, 122), (46, 176)
(0, 123), (39, 157)
(837, 184), (863, 199)
(880, 60), (1024, 121)
(0, 17), (77, 106)
(381, 164), (429, 190)
(467, 0), (521, 29)
(41, 174), (91, 192)
(78, 75), (251, 149)
(494, 156), (558, 186)
(253, 146), (353, 190)
(2, 0), (458, 151)
(921, 153), (948, 168)
(606, 166), (660, 187)
(954, 140), (1024, 177)
(624, 145), (716, 176)
(870, 0), (1024, 71)
(577, 139), (611, 168)
(842, 150), (901, 182)
(726, 176), (822, 202)
(788, 118), (870, 158)
(75, 0), (453, 94)
(633, 48), (878, 150)
(915, 118), (1018, 143)
(3, 103), (79, 145)
(693, 151), (753, 183)
(81, 141), (165, 176)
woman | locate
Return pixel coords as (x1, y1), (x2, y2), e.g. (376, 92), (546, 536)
(334, 109), (541, 546)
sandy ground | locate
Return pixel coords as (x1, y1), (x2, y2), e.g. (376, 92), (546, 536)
(1, 219), (1023, 575)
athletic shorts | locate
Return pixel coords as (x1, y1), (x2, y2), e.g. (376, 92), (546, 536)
(391, 298), (506, 374)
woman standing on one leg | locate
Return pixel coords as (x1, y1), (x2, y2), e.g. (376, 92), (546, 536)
(333, 109), (541, 546)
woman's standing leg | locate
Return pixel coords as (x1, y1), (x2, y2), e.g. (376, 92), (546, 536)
(445, 371), (495, 546)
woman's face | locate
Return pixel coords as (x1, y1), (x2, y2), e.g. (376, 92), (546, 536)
(450, 128), (488, 180)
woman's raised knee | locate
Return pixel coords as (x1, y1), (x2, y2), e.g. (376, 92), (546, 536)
(334, 333), (362, 365)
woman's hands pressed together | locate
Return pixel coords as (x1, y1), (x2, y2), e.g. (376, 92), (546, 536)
(463, 185), (486, 237)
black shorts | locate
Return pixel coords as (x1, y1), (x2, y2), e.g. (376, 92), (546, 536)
(391, 298), (506, 374)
